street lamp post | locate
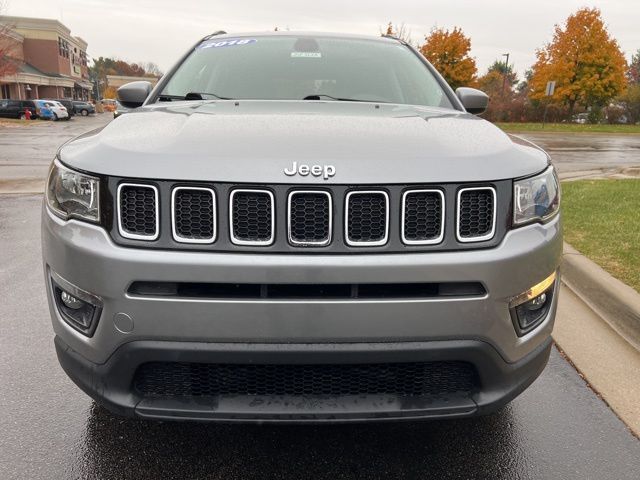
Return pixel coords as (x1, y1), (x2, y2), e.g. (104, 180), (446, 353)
(501, 52), (510, 95)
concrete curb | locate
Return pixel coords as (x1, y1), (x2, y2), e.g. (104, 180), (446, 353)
(562, 242), (640, 351)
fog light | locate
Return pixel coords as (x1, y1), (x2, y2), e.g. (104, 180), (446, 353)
(49, 270), (102, 337)
(60, 291), (84, 310)
(509, 272), (556, 335)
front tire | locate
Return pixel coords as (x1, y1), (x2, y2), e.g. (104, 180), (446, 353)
(53, 113), (58, 121)
(81, 109), (89, 116)
(19, 113), (26, 120)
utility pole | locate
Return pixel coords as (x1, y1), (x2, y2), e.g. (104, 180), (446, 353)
(501, 53), (510, 95)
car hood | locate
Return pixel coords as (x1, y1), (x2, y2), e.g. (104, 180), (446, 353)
(59, 101), (549, 184)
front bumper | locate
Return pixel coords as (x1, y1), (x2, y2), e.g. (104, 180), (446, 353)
(43, 205), (561, 421)
(55, 335), (552, 423)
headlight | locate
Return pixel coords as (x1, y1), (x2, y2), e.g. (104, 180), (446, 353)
(513, 166), (560, 226)
(46, 159), (100, 223)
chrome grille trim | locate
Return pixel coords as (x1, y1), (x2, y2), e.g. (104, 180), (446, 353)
(344, 190), (389, 247)
(287, 190), (333, 247)
(229, 188), (275, 246)
(117, 183), (159, 241)
(171, 187), (217, 244)
(456, 186), (497, 243)
(401, 189), (445, 245)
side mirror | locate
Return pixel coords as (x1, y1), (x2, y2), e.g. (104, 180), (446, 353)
(117, 81), (152, 109)
(455, 87), (489, 115)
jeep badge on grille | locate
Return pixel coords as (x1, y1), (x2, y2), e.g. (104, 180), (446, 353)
(284, 161), (336, 180)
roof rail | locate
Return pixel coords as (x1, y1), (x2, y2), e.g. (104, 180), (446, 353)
(203, 30), (227, 40)
(381, 34), (405, 44)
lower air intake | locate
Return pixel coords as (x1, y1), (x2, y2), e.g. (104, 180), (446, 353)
(134, 361), (479, 397)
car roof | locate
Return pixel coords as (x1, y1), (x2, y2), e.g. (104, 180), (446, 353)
(203, 31), (403, 44)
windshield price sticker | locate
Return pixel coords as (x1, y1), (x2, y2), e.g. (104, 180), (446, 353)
(199, 38), (257, 49)
(291, 52), (322, 58)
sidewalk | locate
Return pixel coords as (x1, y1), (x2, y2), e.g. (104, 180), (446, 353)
(554, 242), (640, 436)
(554, 285), (640, 436)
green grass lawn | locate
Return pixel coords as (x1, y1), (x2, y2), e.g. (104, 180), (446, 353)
(496, 122), (640, 134)
(562, 179), (640, 292)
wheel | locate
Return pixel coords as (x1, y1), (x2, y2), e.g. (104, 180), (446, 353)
(81, 109), (89, 116)
(19, 113), (26, 120)
(53, 113), (58, 121)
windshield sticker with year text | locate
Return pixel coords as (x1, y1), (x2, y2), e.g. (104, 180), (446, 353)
(198, 38), (257, 49)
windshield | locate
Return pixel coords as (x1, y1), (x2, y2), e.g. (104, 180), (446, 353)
(159, 35), (454, 108)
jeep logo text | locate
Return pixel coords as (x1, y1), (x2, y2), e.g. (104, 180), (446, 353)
(284, 161), (336, 180)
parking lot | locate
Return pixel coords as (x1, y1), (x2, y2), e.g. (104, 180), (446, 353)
(1, 116), (640, 479)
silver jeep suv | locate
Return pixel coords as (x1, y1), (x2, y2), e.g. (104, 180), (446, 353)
(42, 32), (561, 422)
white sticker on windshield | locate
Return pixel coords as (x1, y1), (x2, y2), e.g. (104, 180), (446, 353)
(199, 38), (257, 49)
(291, 52), (322, 58)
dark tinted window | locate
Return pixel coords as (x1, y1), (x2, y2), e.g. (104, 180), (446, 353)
(161, 36), (454, 108)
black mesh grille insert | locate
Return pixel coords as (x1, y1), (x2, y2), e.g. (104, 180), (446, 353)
(174, 188), (215, 241)
(119, 184), (157, 237)
(403, 190), (443, 242)
(134, 361), (479, 397)
(347, 192), (388, 244)
(231, 190), (273, 243)
(289, 192), (331, 244)
(458, 188), (495, 239)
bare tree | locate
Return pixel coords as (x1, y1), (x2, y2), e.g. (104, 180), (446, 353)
(380, 22), (414, 45)
(0, 2), (20, 78)
(139, 61), (163, 77)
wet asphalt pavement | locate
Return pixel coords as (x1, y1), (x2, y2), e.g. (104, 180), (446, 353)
(520, 132), (640, 176)
(0, 115), (639, 189)
(1, 118), (640, 479)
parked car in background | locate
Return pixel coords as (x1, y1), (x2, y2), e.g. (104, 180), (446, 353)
(35, 100), (69, 121)
(72, 101), (95, 116)
(51, 99), (76, 117)
(113, 100), (130, 118)
(101, 98), (116, 112)
(0, 99), (38, 119)
(571, 113), (589, 124)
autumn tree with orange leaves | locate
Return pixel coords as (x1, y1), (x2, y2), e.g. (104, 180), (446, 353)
(529, 7), (627, 119)
(419, 27), (477, 90)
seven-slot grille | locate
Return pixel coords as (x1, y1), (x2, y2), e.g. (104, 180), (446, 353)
(230, 189), (274, 245)
(457, 187), (496, 242)
(402, 189), (444, 245)
(345, 191), (389, 246)
(117, 183), (159, 240)
(288, 191), (332, 246)
(172, 187), (216, 243)
(115, 183), (500, 248)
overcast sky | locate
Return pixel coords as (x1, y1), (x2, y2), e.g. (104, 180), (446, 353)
(5, 0), (640, 79)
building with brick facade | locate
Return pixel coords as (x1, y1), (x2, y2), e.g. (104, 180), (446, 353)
(0, 16), (93, 100)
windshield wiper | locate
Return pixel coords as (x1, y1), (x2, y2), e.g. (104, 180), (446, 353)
(185, 92), (234, 100)
(157, 92), (234, 102)
(303, 94), (387, 103)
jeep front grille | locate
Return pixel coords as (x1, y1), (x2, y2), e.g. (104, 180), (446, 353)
(287, 191), (332, 246)
(345, 191), (389, 246)
(230, 189), (274, 245)
(457, 187), (496, 242)
(117, 183), (159, 240)
(110, 180), (507, 252)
